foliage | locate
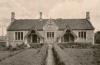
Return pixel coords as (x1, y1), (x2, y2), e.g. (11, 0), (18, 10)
(58, 43), (92, 49)
(95, 31), (100, 44)
(30, 43), (43, 48)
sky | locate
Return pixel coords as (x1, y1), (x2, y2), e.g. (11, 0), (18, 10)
(0, 0), (100, 36)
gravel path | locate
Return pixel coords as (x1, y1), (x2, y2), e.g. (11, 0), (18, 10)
(46, 44), (55, 65)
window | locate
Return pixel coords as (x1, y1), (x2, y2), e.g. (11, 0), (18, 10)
(78, 31), (86, 39)
(15, 32), (23, 40)
(79, 32), (81, 37)
(52, 32), (54, 38)
(81, 32), (83, 38)
(21, 32), (23, 40)
(15, 32), (17, 40)
(18, 32), (20, 40)
(47, 32), (50, 38)
(84, 32), (86, 39)
(47, 32), (54, 38)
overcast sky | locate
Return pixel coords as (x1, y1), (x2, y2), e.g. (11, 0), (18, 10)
(0, 0), (100, 36)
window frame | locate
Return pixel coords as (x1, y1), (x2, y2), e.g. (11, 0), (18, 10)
(47, 32), (54, 38)
(78, 31), (86, 39)
(15, 32), (23, 41)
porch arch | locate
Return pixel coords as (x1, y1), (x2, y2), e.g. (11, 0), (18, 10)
(25, 30), (44, 44)
(62, 30), (75, 42)
(57, 29), (77, 43)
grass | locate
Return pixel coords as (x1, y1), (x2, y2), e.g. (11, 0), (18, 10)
(0, 49), (38, 65)
(0, 45), (48, 65)
(0, 43), (99, 65)
(53, 44), (100, 65)
(93, 49), (100, 65)
(0, 49), (25, 62)
(63, 48), (94, 65)
(62, 45), (100, 65)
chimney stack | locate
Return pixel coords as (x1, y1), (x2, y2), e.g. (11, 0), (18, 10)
(40, 12), (42, 21)
(86, 12), (90, 21)
(11, 12), (15, 22)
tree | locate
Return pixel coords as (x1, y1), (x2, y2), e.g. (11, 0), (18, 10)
(95, 31), (100, 44)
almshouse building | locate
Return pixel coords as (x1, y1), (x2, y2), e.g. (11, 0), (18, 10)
(7, 12), (94, 47)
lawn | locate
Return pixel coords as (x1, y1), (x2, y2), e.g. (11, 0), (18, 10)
(63, 48), (94, 65)
(53, 44), (100, 65)
(0, 50), (21, 61)
(93, 49), (100, 65)
(0, 45), (48, 65)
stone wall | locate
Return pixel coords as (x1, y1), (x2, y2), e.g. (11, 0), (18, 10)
(57, 30), (94, 44)
(7, 31), (28, 47)
(73, 30), (94, 44)
(7, 29), (94, 47)
(7, 31), (44, 47)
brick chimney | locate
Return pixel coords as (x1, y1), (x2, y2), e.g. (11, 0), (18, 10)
(40, 12), (42, 21)
(11, 12), (15, 22)
(86, 12), (90, 21)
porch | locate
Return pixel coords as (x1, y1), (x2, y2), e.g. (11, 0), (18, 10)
(24, 30), (44, 46)
(57, 29), (77, 43)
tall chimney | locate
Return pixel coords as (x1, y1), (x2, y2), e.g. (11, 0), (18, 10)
(11, 12), (15, 22)
(86, 12), (90, 21)
(40, 12), (42, 21)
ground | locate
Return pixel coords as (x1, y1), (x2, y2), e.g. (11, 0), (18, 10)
(0, 43), (99, 65)
(63, 48), (94, 65)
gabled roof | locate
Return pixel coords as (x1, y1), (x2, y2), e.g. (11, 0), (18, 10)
(7, 19), (94, 31)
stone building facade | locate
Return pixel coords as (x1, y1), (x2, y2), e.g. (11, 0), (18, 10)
(7, 12), (94, 47)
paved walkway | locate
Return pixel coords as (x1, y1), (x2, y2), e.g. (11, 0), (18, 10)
(46, 44), (55, 65)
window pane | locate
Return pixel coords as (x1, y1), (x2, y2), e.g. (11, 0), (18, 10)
(52, 32), (54, 38)
(79, 32), (80, 37)
(18, 32), (20, 40)
(81, 32), (83, 38)
(84, 32), (86, 39)
(47, 32), (49, 38)
(21, 32), (23, 40)
(15, 32), (17, 40)
(47, 32), (54, 38)
(50, 32), (51, 38)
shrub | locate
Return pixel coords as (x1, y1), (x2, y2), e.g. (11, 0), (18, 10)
(58, 43), (92, 49)
(30, 43), (43, 48)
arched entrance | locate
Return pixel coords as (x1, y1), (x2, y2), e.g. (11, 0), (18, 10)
(25, 30), (43, 44)
(31, 33), (38, 43)
(61, 30), (76, 42)
(30, 30), (41, 43)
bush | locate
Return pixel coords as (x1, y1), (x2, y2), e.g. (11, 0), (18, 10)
(53, 44), (68, 65)
(95, 31), (100, 44)
(30, 43), (43, 48)
(58, 43), (92, 49)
